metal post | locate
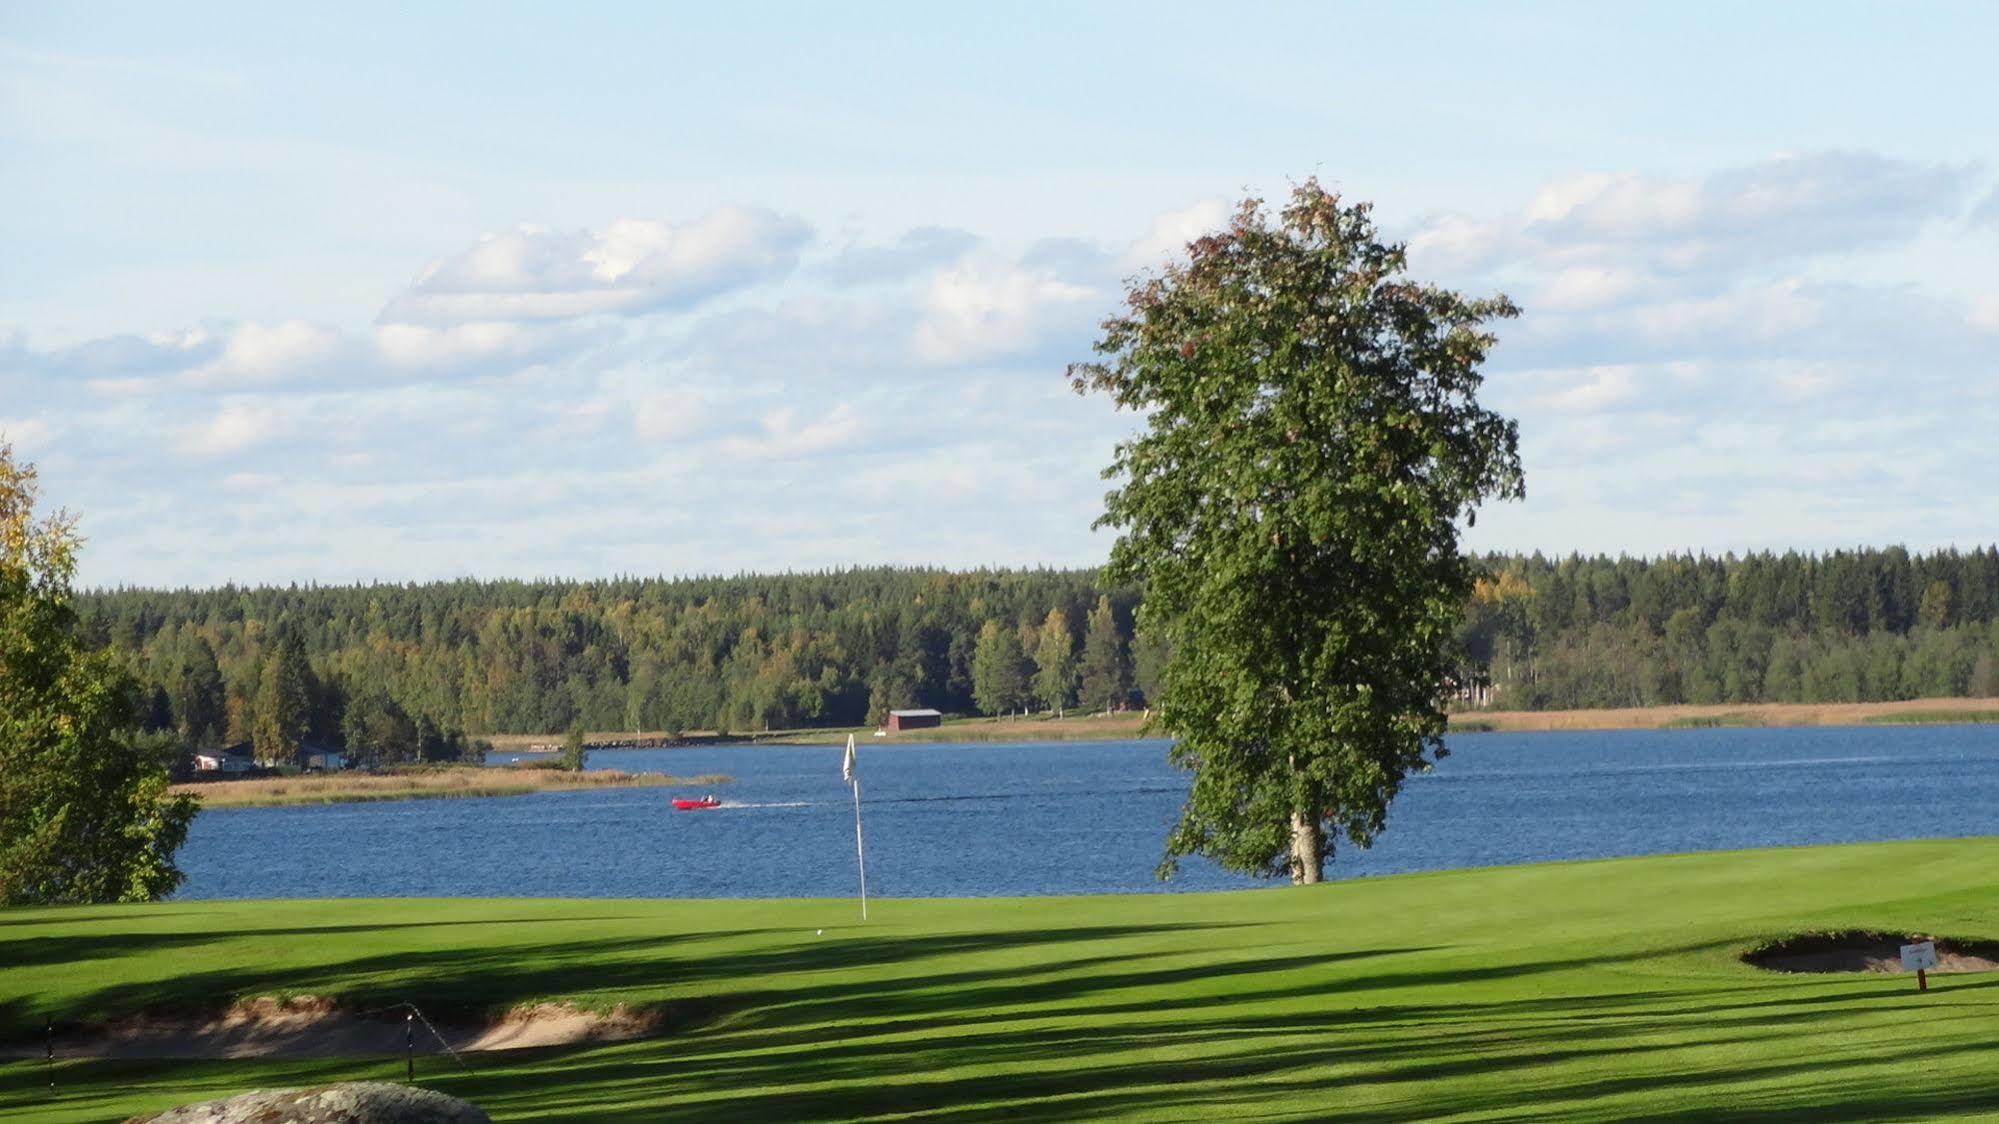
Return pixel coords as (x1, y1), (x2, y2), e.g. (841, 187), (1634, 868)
(406, 1011), (415, 1083)
(852, 778), (868, 921)
(46, 1020), (54, 1091)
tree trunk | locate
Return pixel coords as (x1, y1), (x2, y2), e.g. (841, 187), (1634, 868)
(1289, 808), (1323, 884)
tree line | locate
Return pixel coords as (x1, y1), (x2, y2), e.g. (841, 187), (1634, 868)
(1459, 547), (1999, 708)
(71, 545), (1999, 757)
(78, 569), (1157, 759)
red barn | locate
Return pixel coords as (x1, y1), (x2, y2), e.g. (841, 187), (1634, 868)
(885, 708), (943, 732)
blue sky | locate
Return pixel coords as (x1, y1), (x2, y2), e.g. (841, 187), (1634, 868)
(3, 2), (1996, 587)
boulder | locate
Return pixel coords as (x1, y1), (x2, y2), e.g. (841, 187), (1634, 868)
(127, 1081), (490, 1123)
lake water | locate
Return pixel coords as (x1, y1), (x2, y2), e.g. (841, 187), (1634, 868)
(174, 725), (1999, 900)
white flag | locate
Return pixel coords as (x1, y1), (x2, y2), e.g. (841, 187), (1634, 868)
(842, 733), (857, 785)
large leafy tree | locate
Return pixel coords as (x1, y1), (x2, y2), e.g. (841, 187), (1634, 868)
(0, 444), (197, 904)
(1071, 182), (1524, 883)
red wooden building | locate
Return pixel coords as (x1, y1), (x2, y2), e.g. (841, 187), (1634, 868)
(885, 708), (943, 732)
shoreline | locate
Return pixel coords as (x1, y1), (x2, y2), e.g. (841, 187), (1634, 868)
(175, 767), (728, 808)
(504, 697), (1999, 751)
(1449, 697), (1999, 733)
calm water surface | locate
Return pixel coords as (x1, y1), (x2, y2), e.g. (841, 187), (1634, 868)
(174, 725), (1999, 899)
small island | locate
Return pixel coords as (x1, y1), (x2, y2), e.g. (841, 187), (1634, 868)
(174, 765), (730, 808)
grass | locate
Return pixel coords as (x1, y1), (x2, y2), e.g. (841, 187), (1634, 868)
(1453, 697), (1999, 733)
(1862, 709), (1999, 726)
(495, 697), (1999, 750)
(173, 767), (730, 808)
(6, 838), (1999, 1121)
(1659, 712), (1766, 729)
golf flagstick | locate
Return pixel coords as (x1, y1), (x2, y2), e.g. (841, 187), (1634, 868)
(843, 734), (868, 920)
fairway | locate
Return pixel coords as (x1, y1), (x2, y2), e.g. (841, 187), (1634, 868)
(6, 839), (1999, 1122)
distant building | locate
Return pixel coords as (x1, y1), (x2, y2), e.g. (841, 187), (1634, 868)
(303, 748), (348, 771)
(885, 708), (943, 732)
(193, 745), (256, 775)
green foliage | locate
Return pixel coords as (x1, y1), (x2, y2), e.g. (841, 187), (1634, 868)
(1077, 595), (1132, 712)
(1031, 608), (1076, 712)
(1861, 708), (1999, 725)
(251, 630), (312, 766)
(167, 634), (225, 746)
(971, 619), (1030, 715)
(1073, 182), (1523, 883)
(1658, 713), (1764, 728)
(558, 725), (588, 772)
(0, 444), (195, 905)
(1458, 548), (1999, 709)
(62, 548), (1999, 749)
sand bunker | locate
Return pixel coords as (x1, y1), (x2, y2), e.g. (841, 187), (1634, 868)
(1744, 931), (1999, 975)
(6, 996), (664, 1060)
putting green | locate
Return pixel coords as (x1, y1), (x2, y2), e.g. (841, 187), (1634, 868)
(5, 838), (1998, 1122)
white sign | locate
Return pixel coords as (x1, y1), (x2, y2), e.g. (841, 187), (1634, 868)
(1901, 941), (1938, 971)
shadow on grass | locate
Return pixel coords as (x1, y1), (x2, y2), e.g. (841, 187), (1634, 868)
(10, 917), (1999, 1123)
(0, 915), (659, 972)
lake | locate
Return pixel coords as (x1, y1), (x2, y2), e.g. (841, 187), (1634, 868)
(174, 725), (1999, 900)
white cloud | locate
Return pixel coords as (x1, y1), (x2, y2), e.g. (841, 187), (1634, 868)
(633, 393), (706, 441)
(0, 417), (53, 454)
(11, 171), (1993, 588)
(1967, 185), (1999, 227)
(1971, 293), (1999, 333)
(187, 319), (345, 386)
(912, 263), (1097, 366)
(175, 401), (291, 457)
(372, 319), (582, 372)
(720, 403), (865, 458)
(818, 226), (980, 284)
(1412, 151), (1978, 277)
(1121, 198), (1229, 271)
(1535, 266), (1645, 312)
(219, 471), (280, 493)
(1542, 365), (1642, 412)
(381, 207), (811, 325)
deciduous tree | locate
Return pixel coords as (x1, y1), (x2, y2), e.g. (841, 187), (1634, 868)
(971, 619), (1028, 716)
(0, 444), (196, 904)
(1071, 182), (1524, 883)
(1031, 608), (1076, 713)
(1078, 595), (1131, 712)
(558, 725), (589, 772)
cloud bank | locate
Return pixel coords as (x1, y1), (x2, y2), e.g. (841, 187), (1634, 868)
(6, 150), (1997, 586)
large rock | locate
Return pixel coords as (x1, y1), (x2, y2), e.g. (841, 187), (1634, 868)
(128, 1082), (491, 1123)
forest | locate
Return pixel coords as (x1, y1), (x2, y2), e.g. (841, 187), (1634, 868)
(75, 546), (1999, 763)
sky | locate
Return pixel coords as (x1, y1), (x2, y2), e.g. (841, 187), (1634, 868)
(3, 1), (1996, 588)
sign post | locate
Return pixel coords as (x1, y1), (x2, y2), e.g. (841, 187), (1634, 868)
(1901, 940), (1938, 992)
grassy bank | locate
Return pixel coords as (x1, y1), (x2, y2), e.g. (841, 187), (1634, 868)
(490, 697), (1999, 751)
(772, 711), (1157, 745)
(1449, 696), (1999, 733)
(6, 838), (1999, 1120)
(173, 767), (728, 808)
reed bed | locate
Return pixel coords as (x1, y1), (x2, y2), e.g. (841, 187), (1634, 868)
(176, 768), (731, 808)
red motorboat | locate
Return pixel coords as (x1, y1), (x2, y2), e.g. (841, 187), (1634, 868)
(672, 796), (721, 811)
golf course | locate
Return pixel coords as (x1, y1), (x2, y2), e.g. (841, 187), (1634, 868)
(6, 837), (1998, 1122)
